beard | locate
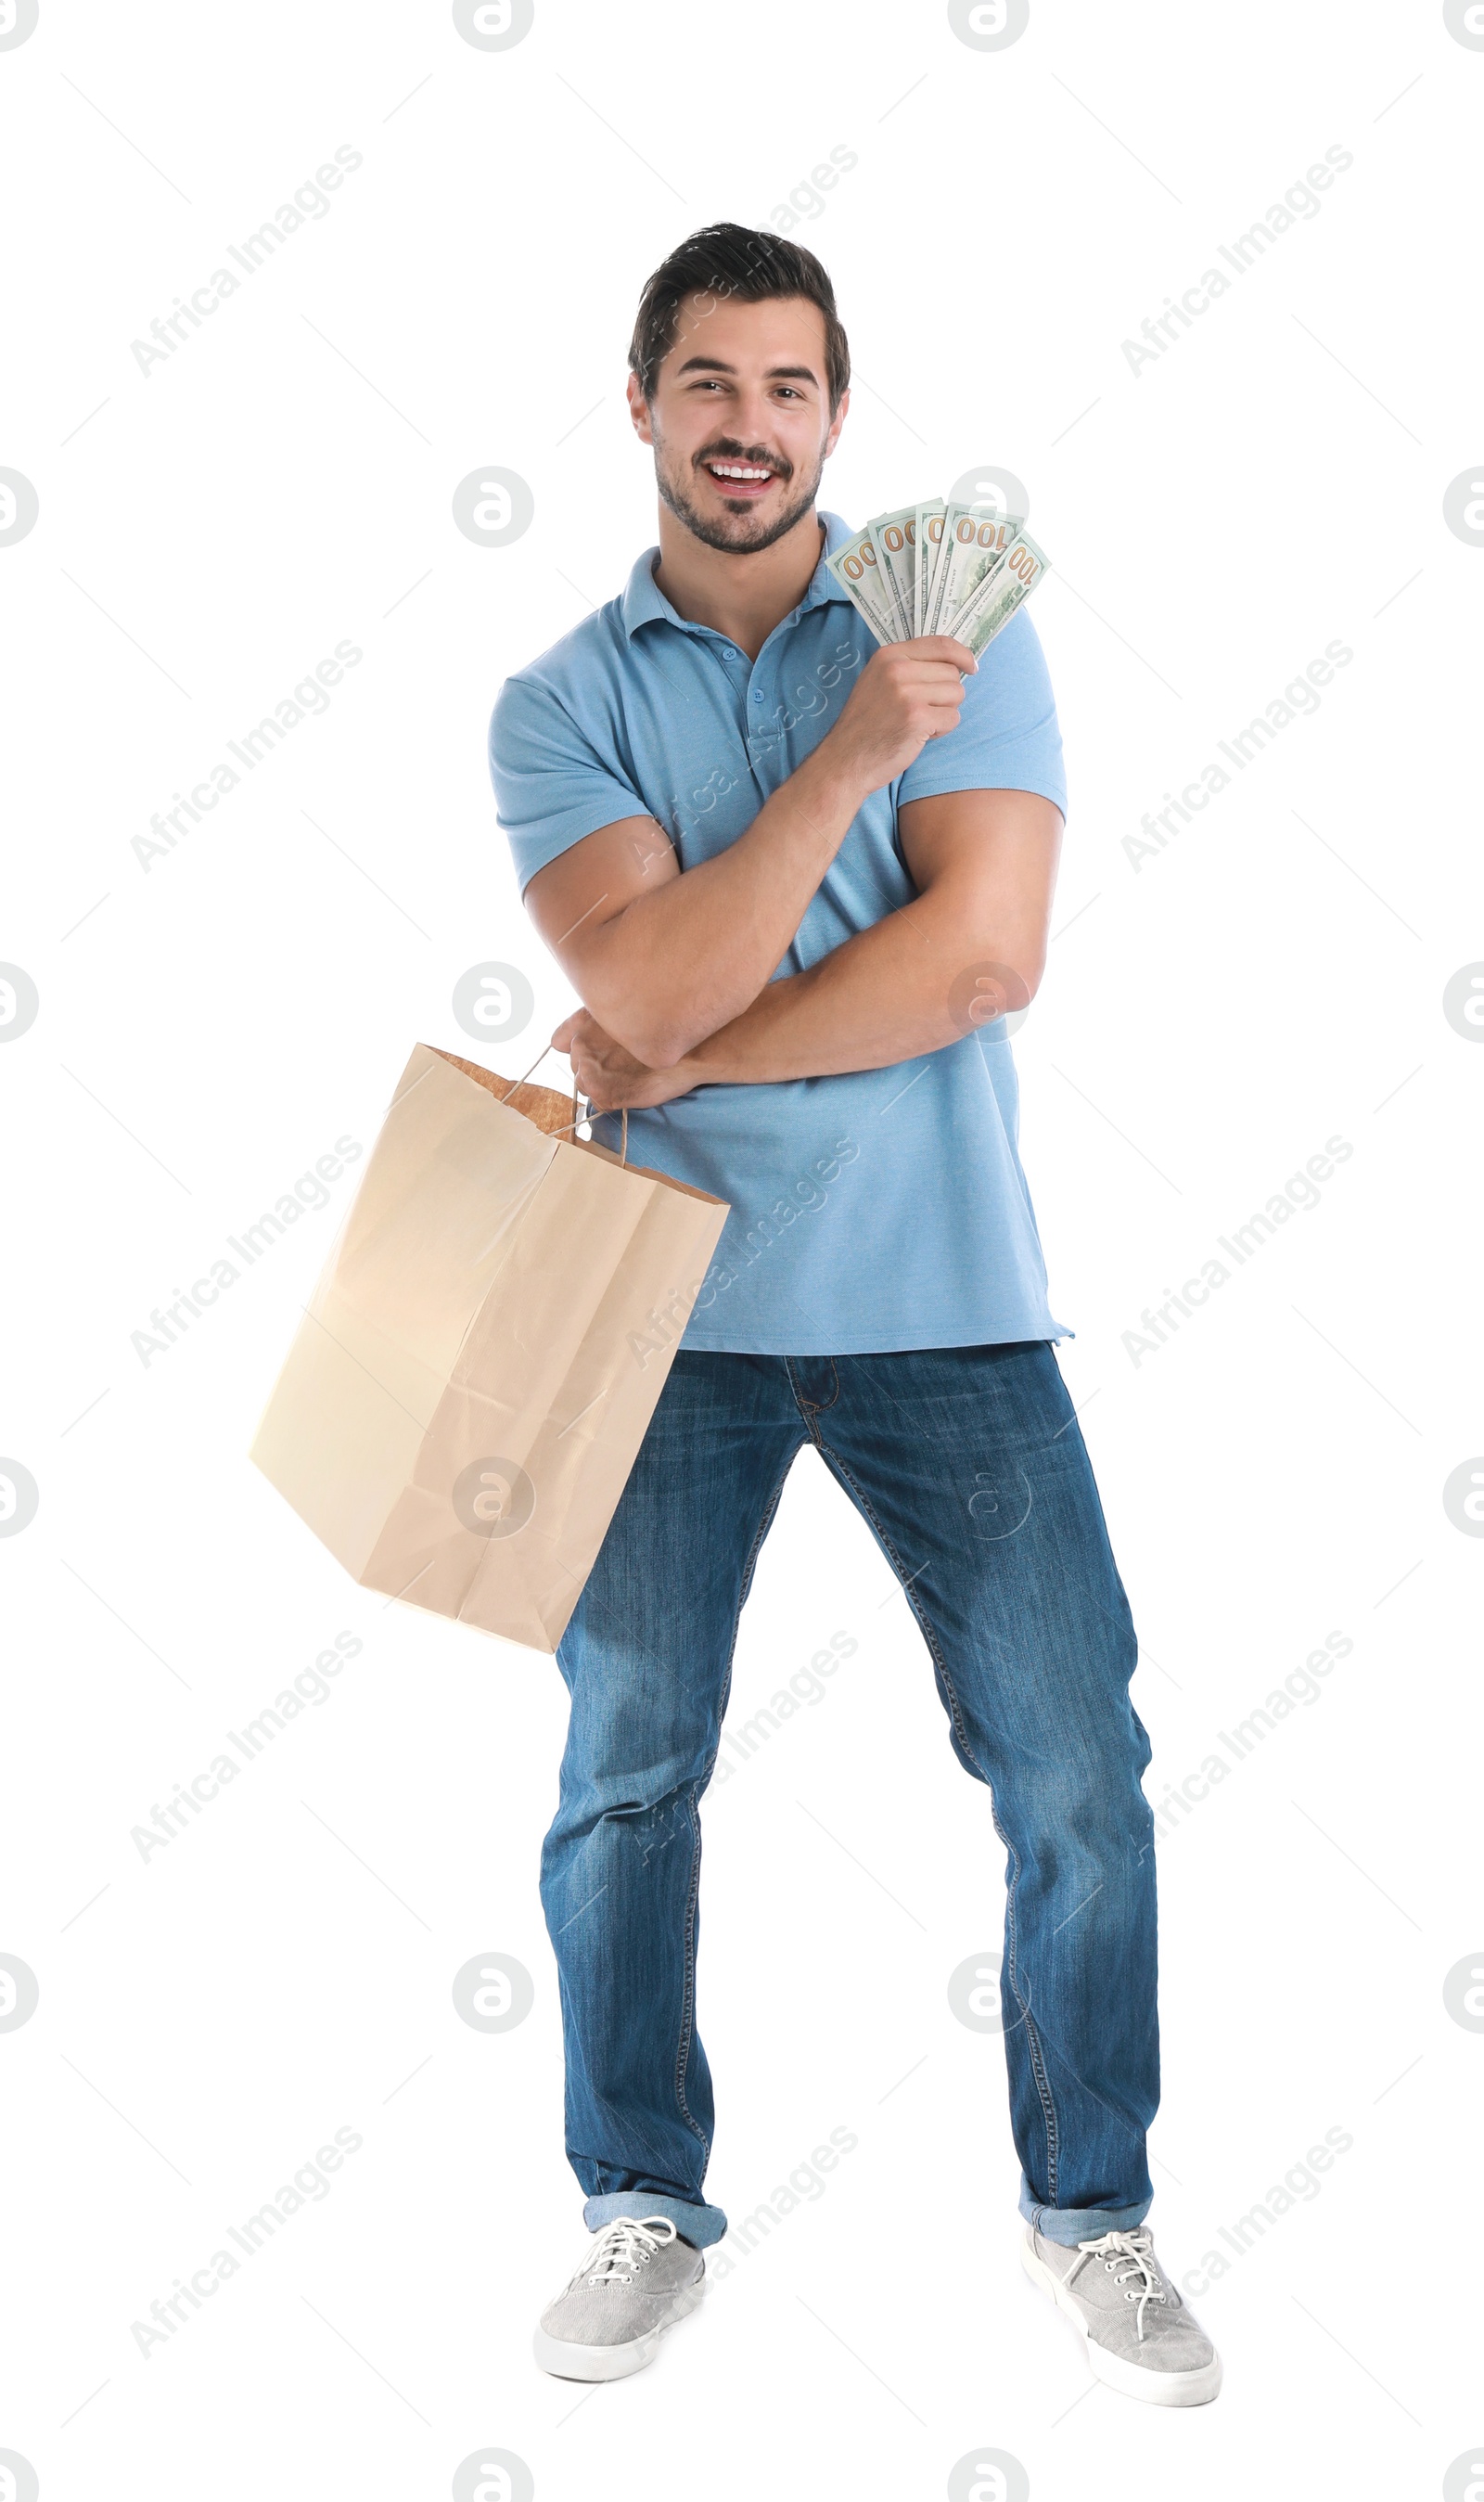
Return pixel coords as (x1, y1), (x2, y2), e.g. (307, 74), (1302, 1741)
(654, 429), (828, 556)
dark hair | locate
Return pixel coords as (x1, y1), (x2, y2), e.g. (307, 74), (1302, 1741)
(629, 222), (851, 413)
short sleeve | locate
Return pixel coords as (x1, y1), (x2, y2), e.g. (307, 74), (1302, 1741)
(489, 673), (648, 894)
(897, 606), (1067, 819)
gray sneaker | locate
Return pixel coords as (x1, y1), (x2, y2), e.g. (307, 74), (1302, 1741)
(533, 2215), (707, 2381)
(1021, 2225), (1222, 2406)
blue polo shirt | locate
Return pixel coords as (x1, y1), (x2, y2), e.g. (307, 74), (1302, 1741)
(488, 510), (1070, 1355)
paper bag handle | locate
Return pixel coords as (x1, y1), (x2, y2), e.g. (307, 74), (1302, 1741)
(501, 1044), (629, 1168)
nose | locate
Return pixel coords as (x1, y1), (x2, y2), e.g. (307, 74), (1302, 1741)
(724, 391), (783, 455)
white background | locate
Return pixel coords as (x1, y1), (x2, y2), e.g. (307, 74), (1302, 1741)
(2, 2), (1481, 2496)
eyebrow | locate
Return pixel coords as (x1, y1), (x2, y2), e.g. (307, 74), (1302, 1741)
(672, 355), (821, 384)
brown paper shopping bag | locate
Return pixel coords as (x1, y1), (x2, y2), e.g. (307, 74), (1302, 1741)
(249, 1044), (728, 1653)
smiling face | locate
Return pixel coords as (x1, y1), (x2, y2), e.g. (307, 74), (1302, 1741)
(628, 290), (848, 556)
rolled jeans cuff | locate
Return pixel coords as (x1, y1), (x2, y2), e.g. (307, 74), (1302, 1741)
(1019, 2177), (1152, 2249)
(582, 2190), (728, 2251)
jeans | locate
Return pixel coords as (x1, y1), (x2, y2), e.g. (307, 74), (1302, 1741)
(540, 1341), (1158, 2252)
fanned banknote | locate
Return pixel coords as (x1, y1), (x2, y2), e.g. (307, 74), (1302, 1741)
(825, 522), (898, 646)
(864, 506), (920, 640)
(949, 531), (1050, 657)
(832, 494), (1050, 658)
(925, 506), (1027, 635)
(913, 500), (945, 634)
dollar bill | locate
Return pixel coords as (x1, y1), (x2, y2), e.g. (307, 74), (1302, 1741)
(928, 505), (1027, 637)
(831, 500), (1050, 654)
(825, 523), (898, 646)
(865, 506), (920, 640)
(913, 499), (945, 635)
(949, 531), (1052, 659)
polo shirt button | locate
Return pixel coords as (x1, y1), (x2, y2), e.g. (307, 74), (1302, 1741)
(750, 687), (763, 702)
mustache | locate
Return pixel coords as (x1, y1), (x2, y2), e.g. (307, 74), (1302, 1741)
(694, 440), (794, 481)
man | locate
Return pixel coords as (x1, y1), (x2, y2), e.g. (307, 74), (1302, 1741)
(489, 224), (1220, 2407)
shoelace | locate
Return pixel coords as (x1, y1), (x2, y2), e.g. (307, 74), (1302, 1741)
(1072, 2228), (1170, 2343)
(575, 2214), (677, 2290)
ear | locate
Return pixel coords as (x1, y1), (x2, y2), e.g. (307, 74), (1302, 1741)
(822, 385), (850, 460)
(626, 371), (655, 447)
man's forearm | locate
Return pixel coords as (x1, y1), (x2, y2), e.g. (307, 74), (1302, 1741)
(560, 739), (871, 1066)
(679, 888), (1025, 1084)
(558, 789), (1062, 1110)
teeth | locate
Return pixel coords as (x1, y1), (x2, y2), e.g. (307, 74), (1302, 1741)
(709, 464), (772, 480)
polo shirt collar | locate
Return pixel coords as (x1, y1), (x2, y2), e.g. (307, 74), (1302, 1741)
(620, 508), (856, 640)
